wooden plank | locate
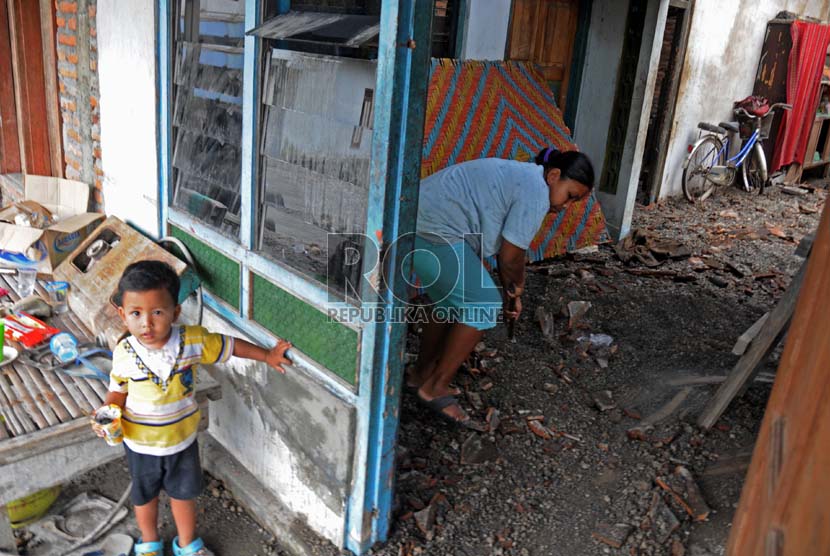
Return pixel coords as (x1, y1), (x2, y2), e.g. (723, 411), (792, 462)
(0, 0), (22, 174)
(0, 434), (122, 507)
(0, 369), (36, 434)
(21, 359), (82, 419)
(555, 1), (579, 109)
(783, 162), (803, 185)
(3, 366), (48, 429)
(629, 387), (692, 436)
(727, 203), (830, 555)
(0, 383), (23, 437)
(506, 0), (535, 61)
(17, 362), (70, 422)
(70, 373), (104, 413)
(732, 312), (770, 356)
(11, 363), (60, 426)
(51, 367), (93, 417)
(3, 0), (26, 174)
(8, 0), (52, 175)
(0, 416), (90, 465)
(55, 314), (109, 402)
(804, 119), (822, 166)
(698, 258), (807, 429)
(38, 0), (61, 177)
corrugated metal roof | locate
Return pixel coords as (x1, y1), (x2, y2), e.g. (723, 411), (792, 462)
(247, 11), (379, 47)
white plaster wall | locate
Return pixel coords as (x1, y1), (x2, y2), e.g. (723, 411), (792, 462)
(459, 0), (511, 60)
(661, 0), (830, 198)
(96, 0), (160, 237)
(199, 310), (350, 545)
(572, 0), (628, 169)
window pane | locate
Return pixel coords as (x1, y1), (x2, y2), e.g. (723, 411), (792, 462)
(171, 0), (245, 240)
(257, 49), (376, 298)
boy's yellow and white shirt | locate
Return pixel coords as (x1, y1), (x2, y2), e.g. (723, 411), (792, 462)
(109, 325), (234, 456)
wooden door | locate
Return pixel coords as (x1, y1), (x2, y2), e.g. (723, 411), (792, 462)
(0, 0), (61, 176)
(506, 0), (580, 110)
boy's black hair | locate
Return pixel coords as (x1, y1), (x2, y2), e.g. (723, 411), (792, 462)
(114, 260), (180, 307)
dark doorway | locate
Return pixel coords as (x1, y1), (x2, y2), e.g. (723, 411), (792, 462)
(637, 0), (694, 205)
(599, 0), (648, 195)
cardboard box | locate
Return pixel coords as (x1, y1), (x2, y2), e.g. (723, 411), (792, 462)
(0, 175), (104, 275)
(53, 216), (200, 348)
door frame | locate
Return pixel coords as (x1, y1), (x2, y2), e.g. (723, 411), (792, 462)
(0, 0), (63, 176)
(644, 0), (694, 203)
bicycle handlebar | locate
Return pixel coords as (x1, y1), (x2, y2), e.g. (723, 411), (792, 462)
(734, 103), (792, 121)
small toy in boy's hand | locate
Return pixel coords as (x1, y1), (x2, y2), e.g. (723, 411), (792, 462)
(92, 404), (123, 446)
(266, 339), (292, 374)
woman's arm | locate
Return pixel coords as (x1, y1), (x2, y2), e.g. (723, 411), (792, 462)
(497, 240), (526, 319)
(497, 239), (526, 296)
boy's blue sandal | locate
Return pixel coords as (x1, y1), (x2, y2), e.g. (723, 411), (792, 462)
(172, 537), (214, 556)
(134, 539), (164, 556)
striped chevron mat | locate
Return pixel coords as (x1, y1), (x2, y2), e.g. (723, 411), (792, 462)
(421, 59), (609, 264)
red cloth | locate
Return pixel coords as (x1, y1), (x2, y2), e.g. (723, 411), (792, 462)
(772, 21), (830, 172)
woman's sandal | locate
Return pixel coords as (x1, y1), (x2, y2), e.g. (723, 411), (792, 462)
(415, 392), (487, 431)
(171, 537), (214, 556)
(134, 539), (164, 556)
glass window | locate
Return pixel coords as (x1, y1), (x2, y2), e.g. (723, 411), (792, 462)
(171, 0), (245, 240)
(257, 47), (376, 298)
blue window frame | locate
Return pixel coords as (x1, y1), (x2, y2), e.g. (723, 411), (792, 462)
(157, 0), (434, 553)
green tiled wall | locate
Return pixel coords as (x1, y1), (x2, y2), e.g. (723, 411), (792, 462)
(252, 273), (358, 384)
(170, 226), (240, 310)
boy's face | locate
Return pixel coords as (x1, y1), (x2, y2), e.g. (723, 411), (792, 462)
(117, 288), (181, 350)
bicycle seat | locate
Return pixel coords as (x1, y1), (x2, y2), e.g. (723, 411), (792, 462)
(697, 122), (725, 133)
(719, 121), (740, 134)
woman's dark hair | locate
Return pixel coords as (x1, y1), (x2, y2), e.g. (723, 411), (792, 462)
(114, 260), (180, 307)
(535, 147), (595, 189)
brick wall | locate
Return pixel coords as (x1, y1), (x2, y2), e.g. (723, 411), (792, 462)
(55, 0), (103, 211)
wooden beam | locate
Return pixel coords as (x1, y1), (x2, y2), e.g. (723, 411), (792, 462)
(39, 0), (62, 177)
(727, 203), (830, 555)
(4, 0), (26, 174)
(698, 258), (808, 429)
(732, 312), (770, 356)
(0, 0), (22, 174)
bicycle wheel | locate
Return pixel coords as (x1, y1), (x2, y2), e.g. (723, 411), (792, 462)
(682, 136), (725, 203)
(741, 143), (768, 194)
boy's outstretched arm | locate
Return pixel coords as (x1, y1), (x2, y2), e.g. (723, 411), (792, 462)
(233, 338), (292, 373)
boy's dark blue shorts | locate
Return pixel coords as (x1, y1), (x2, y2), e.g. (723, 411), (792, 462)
(123, 440), (203, 506)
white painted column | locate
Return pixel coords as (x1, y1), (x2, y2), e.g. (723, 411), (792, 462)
(96, 0), (160, 237)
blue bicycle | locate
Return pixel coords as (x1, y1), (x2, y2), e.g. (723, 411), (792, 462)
(682, 102), (791, 203)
